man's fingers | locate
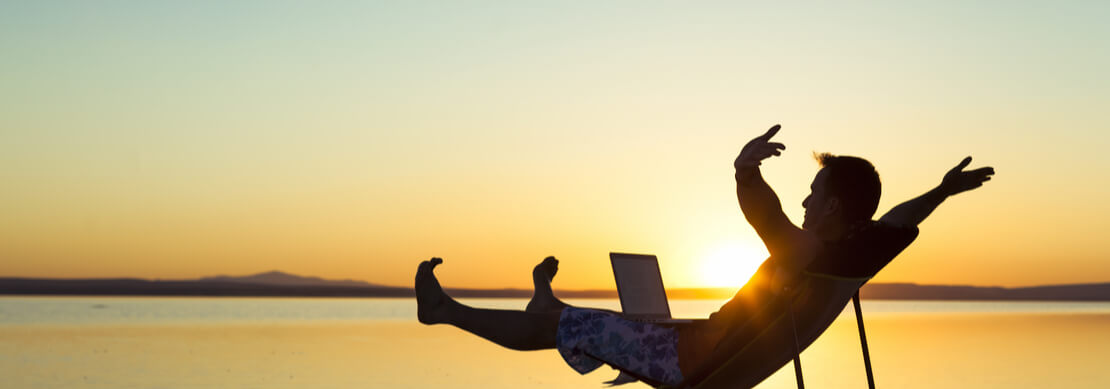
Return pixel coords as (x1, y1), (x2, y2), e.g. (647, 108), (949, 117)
(759, 144), (785, 155)
(760, 145), (784, 158)
(971, 167), (995, 176)
(953, 156), (972, 171)
(759, 124), (781, 140)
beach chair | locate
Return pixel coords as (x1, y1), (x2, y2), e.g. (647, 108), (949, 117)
(658, 271), (880, 389)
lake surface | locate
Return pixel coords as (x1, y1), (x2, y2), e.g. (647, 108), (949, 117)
(2, 297), (1109, 388)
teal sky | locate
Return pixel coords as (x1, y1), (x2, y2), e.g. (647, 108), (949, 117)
(1, 1), (1108, 289)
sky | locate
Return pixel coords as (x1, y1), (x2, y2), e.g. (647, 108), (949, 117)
(1, 1), (1108, 290)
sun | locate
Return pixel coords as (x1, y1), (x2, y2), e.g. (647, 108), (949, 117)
(699, 242), (766, 288)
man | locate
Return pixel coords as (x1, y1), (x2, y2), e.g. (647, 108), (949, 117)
(414, 125), (994, 386)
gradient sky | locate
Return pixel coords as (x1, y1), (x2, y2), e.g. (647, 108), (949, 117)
(2, 1), (1108, 290)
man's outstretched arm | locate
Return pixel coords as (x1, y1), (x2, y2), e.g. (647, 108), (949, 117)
(879, 156), (995, 227)
(734, 125), (807, 257)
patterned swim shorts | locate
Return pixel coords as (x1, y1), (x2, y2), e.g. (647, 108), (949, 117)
(555, 307), (684, 386)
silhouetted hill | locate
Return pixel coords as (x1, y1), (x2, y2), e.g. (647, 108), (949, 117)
(859, 282), (1110, 301)
(0, 277), (411, 297)
(1, 274), (1108, 301)
(199, 271), (381, 288)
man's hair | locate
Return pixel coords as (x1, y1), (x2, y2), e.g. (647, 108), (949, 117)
(814, 153), (881, 223)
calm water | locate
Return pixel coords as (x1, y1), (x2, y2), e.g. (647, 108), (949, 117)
(2, 297), (1109, 388)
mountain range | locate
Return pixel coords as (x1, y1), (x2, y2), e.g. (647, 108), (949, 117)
(198, 270), (382, 288)
(1, 271), (1109, 301)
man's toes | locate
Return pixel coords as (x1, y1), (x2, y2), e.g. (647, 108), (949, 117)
(417, 258), (444, 279)
(533, 256), (559, 283)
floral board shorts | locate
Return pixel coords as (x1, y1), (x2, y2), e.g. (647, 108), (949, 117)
(555, 307), (684, 386)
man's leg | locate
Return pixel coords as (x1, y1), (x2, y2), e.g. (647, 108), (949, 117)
(416, 258), (562, 351)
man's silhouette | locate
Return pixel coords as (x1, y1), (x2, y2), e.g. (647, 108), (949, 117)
(415, 125), (994, 386)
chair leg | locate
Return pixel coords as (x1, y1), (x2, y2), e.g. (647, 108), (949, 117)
(788, 302), (804, 389)
(852, 292), (876, 389)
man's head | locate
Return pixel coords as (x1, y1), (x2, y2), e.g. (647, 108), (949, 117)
(802, 153), (881, 235)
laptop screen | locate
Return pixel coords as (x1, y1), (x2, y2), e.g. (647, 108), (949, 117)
(610, 253), (671, 318)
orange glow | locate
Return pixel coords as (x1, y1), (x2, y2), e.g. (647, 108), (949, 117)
(1, 2), (1108, 290)
(698, 242), (767, 288)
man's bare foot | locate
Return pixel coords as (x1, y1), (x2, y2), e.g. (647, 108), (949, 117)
(415, 257), (454, 324)
(526, 256), (570, 313)
(535, 255), (559, 283)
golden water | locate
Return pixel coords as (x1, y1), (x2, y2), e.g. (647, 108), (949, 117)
(2, 297), (1108, 388)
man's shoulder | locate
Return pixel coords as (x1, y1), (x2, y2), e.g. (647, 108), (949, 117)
(770, 229), (821, 274)
(772, 228), (821, 257)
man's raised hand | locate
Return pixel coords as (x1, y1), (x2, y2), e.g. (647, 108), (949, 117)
(940, 156), (995, 196)
(734, 124), (786, 170)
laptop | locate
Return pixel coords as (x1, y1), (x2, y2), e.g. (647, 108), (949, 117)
(610, 252), (694, 324)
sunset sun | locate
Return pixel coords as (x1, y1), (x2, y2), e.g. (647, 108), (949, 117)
(699, 242), (766, 288)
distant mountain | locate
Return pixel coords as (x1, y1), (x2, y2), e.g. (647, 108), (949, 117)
(198, 271), (381, 288)
(1, 272), (1108, 301)
(0, 274), (409, 298)
(859, 282), (1110, 301)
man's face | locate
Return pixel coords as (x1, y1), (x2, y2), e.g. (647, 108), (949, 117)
(801, 168), (835, 230)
